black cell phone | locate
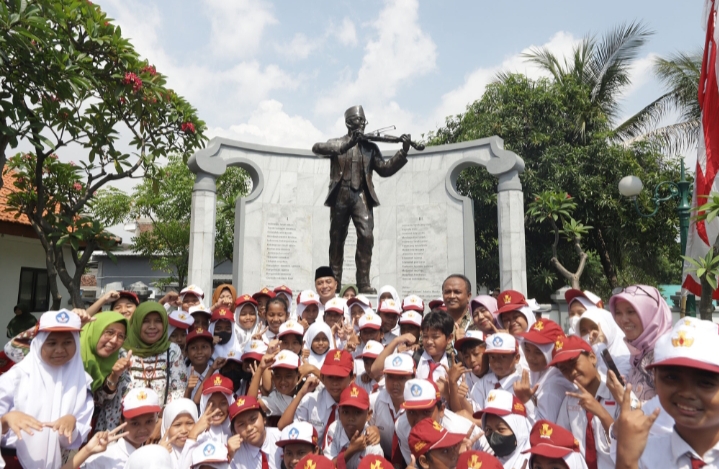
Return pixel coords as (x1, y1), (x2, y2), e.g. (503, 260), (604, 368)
(601, 348), (625, 387)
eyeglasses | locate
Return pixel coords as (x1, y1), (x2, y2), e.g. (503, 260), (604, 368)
(101, 330), (127, 342)
(611, 285), (659, 306)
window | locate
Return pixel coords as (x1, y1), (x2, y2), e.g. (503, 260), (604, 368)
(17, 268), (49, 312)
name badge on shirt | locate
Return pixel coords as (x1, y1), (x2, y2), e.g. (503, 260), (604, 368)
(567, 404), (582, 412)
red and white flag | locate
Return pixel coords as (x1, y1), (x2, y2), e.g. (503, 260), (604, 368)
(683, 0), (719, 297)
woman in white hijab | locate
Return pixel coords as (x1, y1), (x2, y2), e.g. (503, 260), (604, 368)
(303, 321), (334, 368)
(578, 307), (632, 379)
(0, 310), (93, 469)
(161, 398), (199, 468)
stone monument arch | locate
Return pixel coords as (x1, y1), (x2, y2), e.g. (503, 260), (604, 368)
(186, 136), (527, 303)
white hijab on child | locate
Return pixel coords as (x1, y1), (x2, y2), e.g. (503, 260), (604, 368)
(200, 391), (234, 443)
(579, 307), (631, 378)
(303, 321), (333, 367)
(125, 444), (174, 469)
(12, 328), (91, 468)
(209, 319), (241, 360)
(483, 413), (531, 469)
(161, 398), (199, 461)
(377, 285), (400, 307)
(234, 303), (261, 349)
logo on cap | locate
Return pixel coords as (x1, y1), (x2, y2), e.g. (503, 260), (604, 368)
(366, 315), (374, 321)
(228, 351), (236, 357)
(304, 460), (316, 469)
(487, 391), (496, 402)
(136, 391), (147, 401)
(203, 443), (215, 456)
(251, 342), (259, 349)
(468, 455), (482, 469)
(236, 398), (245, 406)
(351, 387), (359, 398)
(219, 310), (226, 316)
(540, 423), (553, 439)
(243, 295), (251, 300)
(196, 328), (204, 333)
(503, 294), (512, 304)
(334, 350), (342, 361)
(492, 336), (503, 347)
(371, 461), (383, 469)
(555, 339), (564, 350)
(278, 353), (286, 361)
(179, 313), (187, 320)
(286, 321), (295, 327)
(289, 427), (299, 439)
(432, 421), (442, 431)
(414, 441), (427, 452)
(410, 384), (422, 397)
(533, 321), (544, 331)
(671, 330), (694, 348)
(214, 376), (222, 386)
(56, 311), (69, 324)
(392, 356), (403, 367)
(262, 288), (270, 294)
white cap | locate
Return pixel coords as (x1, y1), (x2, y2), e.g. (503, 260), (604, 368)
(479, 389), (527, 418)
(402, 295), (425, 312)
(399, 311), (422, 328)
(485, 332), (517, 355)
(278, 320), (304, 338)
(191, 439), (228, 466)
(297, 290), (321, 305)
(276, 421), (319, 448)
(272, 350), (301, 370)
(325, 297), (348, 315)
(526, 299), (541, 311)
(359, 313), (382, 330)
(241, 340), (268, 361)
(38, 309), (81, 332)
(384, 353), (415, 375)
(122, 388), (161, 419)
(454, 330), (486, 350)
(224, 342), (244, 363)
(188, 304), (211, 317)
(361, 340), (384, 358)
(402, 379), (440, 409)
(378, 299), (401, 315)
(348, 294), (373, 309)
(648, 317), (719, 374)
(180, 284), (204, 299)
(168, 310), (195, 330)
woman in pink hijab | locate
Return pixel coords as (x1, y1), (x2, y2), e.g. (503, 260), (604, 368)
(470, 295), (498, 334)
(608, 285), (672, 401)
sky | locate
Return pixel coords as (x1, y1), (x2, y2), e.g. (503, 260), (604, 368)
(27, 0), (707, 238)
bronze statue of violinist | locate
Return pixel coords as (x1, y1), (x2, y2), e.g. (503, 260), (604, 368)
(312, 105), (424, 294)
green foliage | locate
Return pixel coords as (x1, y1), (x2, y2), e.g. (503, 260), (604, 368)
(104, 155), (248, 288)
(427, 73), (683, 300)
(683, 251), (719, 291)
(0, 0), (206, 307)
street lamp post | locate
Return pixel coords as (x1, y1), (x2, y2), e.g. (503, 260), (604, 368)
(618, 158), (693, 313)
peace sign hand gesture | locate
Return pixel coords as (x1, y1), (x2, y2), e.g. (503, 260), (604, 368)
(252, 326), (268, 341)
(565, 380), (604, 416)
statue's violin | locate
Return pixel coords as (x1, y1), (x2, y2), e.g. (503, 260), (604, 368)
(357, 126), (426, 151)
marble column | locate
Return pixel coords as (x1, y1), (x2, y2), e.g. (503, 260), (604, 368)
(497, 170), (528, 294)
(188, 172), (217, 304)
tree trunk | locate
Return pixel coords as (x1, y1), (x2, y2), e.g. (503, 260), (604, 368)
(593, 228), (619, 289)
(699, 274), (714, 320)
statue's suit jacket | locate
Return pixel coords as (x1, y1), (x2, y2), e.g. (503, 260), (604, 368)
(313, 135), (408, 208)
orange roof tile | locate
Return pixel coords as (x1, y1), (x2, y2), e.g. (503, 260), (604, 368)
(0, 171), (30, 226)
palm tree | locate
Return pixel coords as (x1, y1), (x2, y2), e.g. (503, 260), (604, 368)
(518, 21), (654, 142)
(617, 51), (702, 156)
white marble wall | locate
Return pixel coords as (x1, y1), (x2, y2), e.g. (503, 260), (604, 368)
(187, 137), (527, 300)
(188, 187), (217, 302)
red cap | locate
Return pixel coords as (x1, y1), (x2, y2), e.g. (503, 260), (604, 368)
(496, 290), (527, 316)
(185, 327), (213, 345)
(115, 291), (140, 306)
(211, 306), (234, 323)
(228, 396), (262, 420)
(202, 373), (233, 396)
(408, 418), (465, 458)
(516, 319), (565, 345)
(548, 335), (593, 366)
(321, 349), (354, 377)
(235, 294), (258, 308)
(295, 454), (335, 469)
(358, 455), (394, 469)
(522, 420), (580, 459)
(274, 285), (293, 296)
(252, 288), (276, 301)
(339, 383), (370, 409)
(456, 451), (504, 469)
(428, 298), (445, 310)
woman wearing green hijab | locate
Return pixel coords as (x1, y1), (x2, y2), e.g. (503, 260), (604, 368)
(80, 311), (128, 393)
(94, 301), (188, 432)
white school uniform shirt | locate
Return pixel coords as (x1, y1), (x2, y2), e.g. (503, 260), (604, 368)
(353, 358), (378, 396)
(262, 329), (279, 344)
(323, 422), (384, 469)
(630, 430), (719, 469)
(260, 390), (293, 417)
(296, 387), (340, 442)
(415, 350), (449, 383)
(369, 388), (404, 458)
(395, 409), (481, 465)
(557, 373), (637, 469)
(186, 362), (214, 400)
(82, 438), (136, 469)
(230, 427), (282, 469)
(531, 367), (576, 423)
(640, 395), (674, 436)
(468, 368), (521, 413)
(383, 331), (398, 346)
